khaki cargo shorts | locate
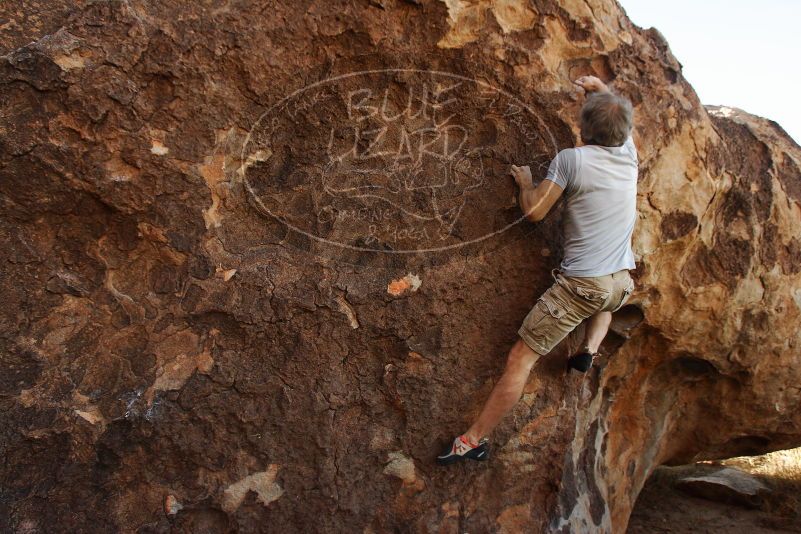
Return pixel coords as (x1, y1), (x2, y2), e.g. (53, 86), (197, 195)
(518, 268), (635, 356)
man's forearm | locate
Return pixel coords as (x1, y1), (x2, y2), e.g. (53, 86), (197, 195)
(511, 164), (563, 223)
(518, 183), (537, 218)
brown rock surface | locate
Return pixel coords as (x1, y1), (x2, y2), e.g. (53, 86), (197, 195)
(1, 1), (800, 532)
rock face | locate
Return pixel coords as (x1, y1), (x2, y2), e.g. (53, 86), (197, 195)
(1, 1), (800, 532)
(675, 467), (769, 508)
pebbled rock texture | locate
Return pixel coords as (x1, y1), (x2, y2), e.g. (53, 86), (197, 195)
(1, 0), (800, 532)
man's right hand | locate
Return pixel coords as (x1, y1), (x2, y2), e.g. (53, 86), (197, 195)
(510, 164), (533, 189)
(573, 75), (609, 95)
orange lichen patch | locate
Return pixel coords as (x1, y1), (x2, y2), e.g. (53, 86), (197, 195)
(49, 113), (93, 145)
(404, 352), (433, 376)
(33, 296), (92, 359)
(200, 151), (227, 229)
(215, 265), (237, 281)
(387, 273), (422, 296)
(440, 501), (460, 525)
(145, 330), (213, 404)
(496, 503), (533, 533)
(104, 154), (139, 182)
(17, 388), (37, 408)
(517, 405), (559, 444)
(137, 222), (169, 243)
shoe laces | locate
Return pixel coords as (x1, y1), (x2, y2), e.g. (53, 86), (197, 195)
(459, 435), (479, 448)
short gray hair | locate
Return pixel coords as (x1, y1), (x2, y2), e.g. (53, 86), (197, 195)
(580, 92), (633, 147)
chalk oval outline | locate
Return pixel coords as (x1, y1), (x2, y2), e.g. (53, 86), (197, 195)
(241, 68), (559, 254)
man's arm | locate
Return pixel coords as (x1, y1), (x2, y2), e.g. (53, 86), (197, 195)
(510, 165), (563, 222)
(575, 74), (636, 156)
(507, 75), (611, 222)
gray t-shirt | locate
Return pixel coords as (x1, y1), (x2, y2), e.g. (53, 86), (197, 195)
(544, 136), (638, 277)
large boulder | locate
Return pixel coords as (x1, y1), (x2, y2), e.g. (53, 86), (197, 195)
(674, 466), (770, 508)
(1, 0), (799, 532)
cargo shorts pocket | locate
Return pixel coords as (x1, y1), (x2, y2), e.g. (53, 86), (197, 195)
(561, 274), (611, 304)
(520, 296), (564, 334)
(611, 278), (635, 312)
(518, 296), (566, 355)
(538, 294), (567, 320)
(574, 285), (610, 303)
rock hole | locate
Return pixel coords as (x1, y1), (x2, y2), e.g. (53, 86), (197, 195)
(610, 304), (644, 336)
(630, 446), (801, 532)
(672, 355), (720, 378)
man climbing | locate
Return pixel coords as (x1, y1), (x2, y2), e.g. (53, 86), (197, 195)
(437, 75), (638, 465)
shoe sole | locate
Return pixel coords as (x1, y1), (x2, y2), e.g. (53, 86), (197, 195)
(436, 447), (489, 465)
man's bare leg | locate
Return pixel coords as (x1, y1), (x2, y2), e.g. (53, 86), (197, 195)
(584, 311), (612, 353)
(463, 339), (542, 443)
(462, 312), (612, 443)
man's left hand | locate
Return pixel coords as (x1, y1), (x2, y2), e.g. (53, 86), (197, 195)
(510, 164), (533, 188)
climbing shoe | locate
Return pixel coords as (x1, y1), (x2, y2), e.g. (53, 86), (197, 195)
(567, 350), (595, 373)
(436, 435), (490, 465)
